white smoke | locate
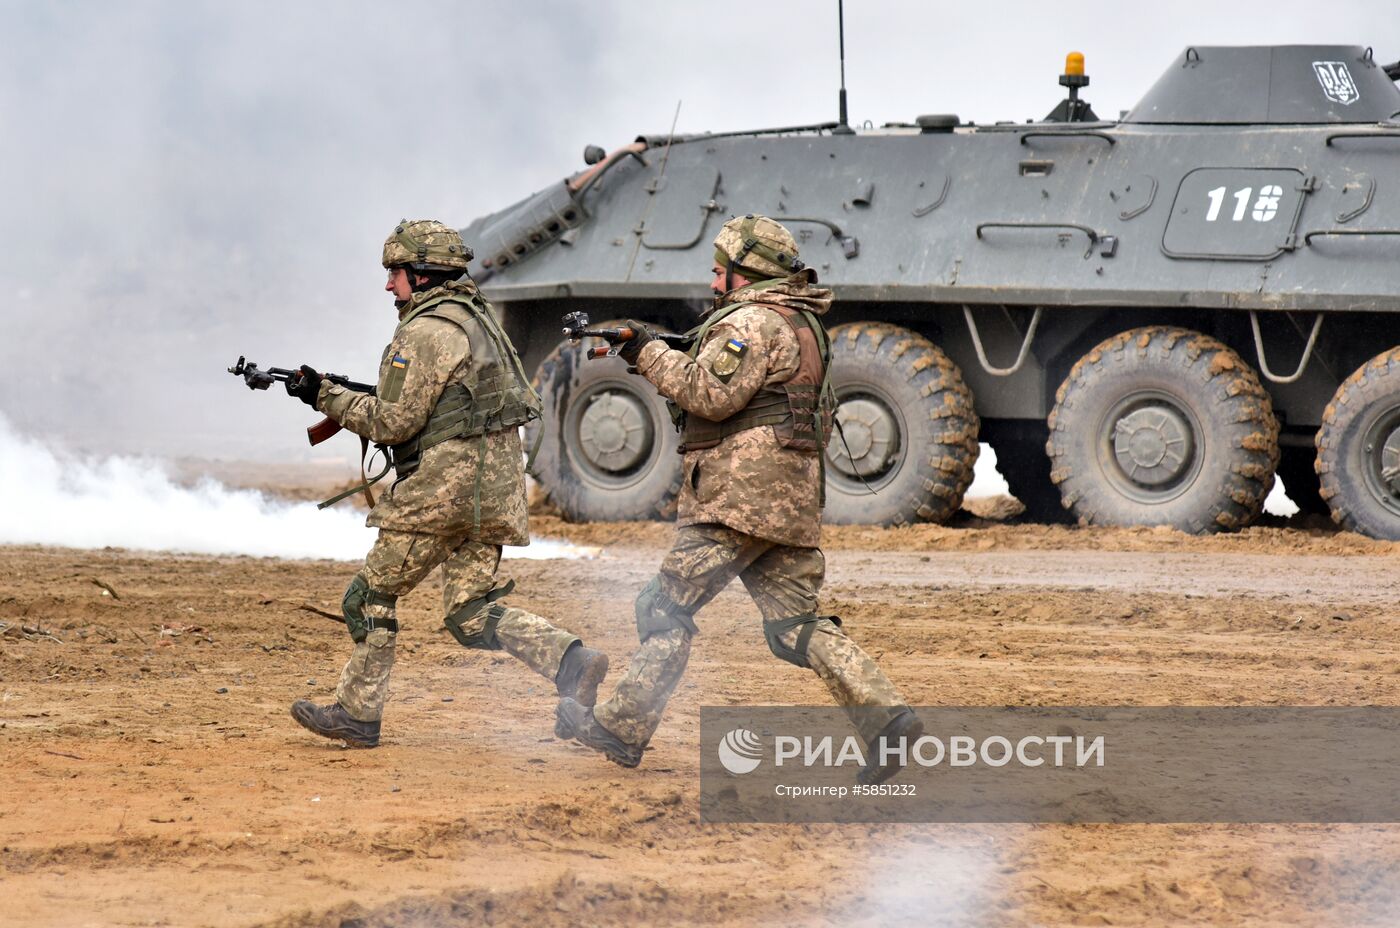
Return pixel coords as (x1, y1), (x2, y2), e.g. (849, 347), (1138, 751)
(846, 832), (1010, 927)
(0, 416), (590, 560)
(966, 445), (1011, 499)
(968, 444), (1298, 515)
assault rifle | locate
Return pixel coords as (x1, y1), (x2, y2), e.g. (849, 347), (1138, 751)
(561, 311), (692, 359)
(227, 356), (375, 446)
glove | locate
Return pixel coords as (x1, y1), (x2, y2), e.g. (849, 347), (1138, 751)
(617, 321), (655, 365)
(285, 364), (323, 408)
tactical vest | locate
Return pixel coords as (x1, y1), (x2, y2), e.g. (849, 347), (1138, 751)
(389, 290), (541, 477)
(677, 302), (833, 455)
(315, 286), (542, 519)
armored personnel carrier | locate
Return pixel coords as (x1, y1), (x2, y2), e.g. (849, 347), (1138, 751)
(461, 45), (1400, 538)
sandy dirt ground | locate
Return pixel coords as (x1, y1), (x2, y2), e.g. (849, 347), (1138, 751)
(4, 501), (1400, 927)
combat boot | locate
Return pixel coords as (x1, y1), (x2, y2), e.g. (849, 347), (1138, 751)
(555, 643), (610, 706)
(555, 697), (643, 768)
(290, 700), (381, 748)
(857, 708), (924, 786)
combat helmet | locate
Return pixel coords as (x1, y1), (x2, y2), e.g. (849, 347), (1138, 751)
(713, 214), (804, 285)
(382, 218), (473, 272)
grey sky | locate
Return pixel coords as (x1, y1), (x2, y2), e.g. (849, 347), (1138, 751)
(1, 0), (1394, 457)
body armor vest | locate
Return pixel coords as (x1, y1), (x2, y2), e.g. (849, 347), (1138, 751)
(390, 292), (541, 477)
(677, 302), (833, 455)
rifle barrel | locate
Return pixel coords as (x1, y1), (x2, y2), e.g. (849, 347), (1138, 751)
(228, 358), (373, 394)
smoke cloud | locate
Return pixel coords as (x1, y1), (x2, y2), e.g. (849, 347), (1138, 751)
(0, 415), (590, 560)
(846, 833), (1010, 926)
(965, 446), (1300, 517)
(2, 0), (1386, 461)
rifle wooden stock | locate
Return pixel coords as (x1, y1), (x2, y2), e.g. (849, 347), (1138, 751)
(306, 417), (343, 446)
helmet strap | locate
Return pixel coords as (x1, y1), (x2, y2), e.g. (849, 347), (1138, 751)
(729, 215), (799, 281)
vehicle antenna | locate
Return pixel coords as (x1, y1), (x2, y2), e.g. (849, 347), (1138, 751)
(658, 99), (682, 176)
(623, 99), (683, 279)
(834, 0), (854, 134)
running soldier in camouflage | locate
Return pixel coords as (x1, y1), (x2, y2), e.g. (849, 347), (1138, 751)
(288, 219), (607, 748)
(556, 215), (920, 784)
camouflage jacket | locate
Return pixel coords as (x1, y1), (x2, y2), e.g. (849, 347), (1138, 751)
(635, 271), (834, 548)
(317, 280), (530, 544)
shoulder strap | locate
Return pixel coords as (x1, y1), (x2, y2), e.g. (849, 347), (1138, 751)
(395, 291), (462, 332)
(415, 293), (546, 473)
(685, 301), (768, 359)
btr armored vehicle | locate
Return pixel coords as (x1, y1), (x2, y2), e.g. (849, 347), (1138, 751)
(461, 45), (1400, 538)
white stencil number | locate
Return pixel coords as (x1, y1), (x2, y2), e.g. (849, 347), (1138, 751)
(1206, 185), (1226, 222)
(1204, 184), (1283, 223)
(1252, 185), (1282, 222)
(1232, 187), (1253, 221)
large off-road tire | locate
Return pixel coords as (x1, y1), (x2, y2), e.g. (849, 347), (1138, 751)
(527, 333), (682, 522)
(823, 322), (979, 525)
(1276, 445), (1329, 516)
(1046, 327), (1279, 533)
(993, 430), (1074, 524)
(1316, 348), (1400, 539)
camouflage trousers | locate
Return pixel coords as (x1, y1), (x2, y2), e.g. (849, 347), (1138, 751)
(591, 523), (909, 748)
(335, 529), (580, 722)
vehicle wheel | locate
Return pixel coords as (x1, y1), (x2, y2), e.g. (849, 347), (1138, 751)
(1316, 348), (1400, 539)
(526, 330), (682, 522)
(823, 323), (979, 525)
(1276, 445), (1328, 516)
(993, 431), (1074, 524)
(1046, 326), (1278, 533)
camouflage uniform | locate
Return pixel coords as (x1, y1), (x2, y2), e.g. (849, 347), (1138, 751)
(330, 531), (577, 721)
(579, 215), (914, 756)
(304, 221), (595, 730)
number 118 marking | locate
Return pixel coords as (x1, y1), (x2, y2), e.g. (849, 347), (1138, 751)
(1205, 185), (1283, 223)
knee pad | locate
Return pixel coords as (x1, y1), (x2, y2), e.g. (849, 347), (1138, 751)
(634, 577), (698, 643)
(444, 579), (515, 650)
(342, 573), (399, 644)
(763, 614), (841, 669)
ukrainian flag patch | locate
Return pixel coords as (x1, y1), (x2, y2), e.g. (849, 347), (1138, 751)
(383, 354), (409, 403)
(710, 338), (747, 382)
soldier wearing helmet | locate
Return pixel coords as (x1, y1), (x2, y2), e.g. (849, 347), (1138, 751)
(556, 215), (921, 784)
(288, 219), (608, 748)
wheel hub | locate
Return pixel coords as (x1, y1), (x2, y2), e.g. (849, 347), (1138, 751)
(829, 398), (897, 479)
(1378, 425), (1400, 496)
(577, 391), (651, 473)
(1112, 405), (1194, 487)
